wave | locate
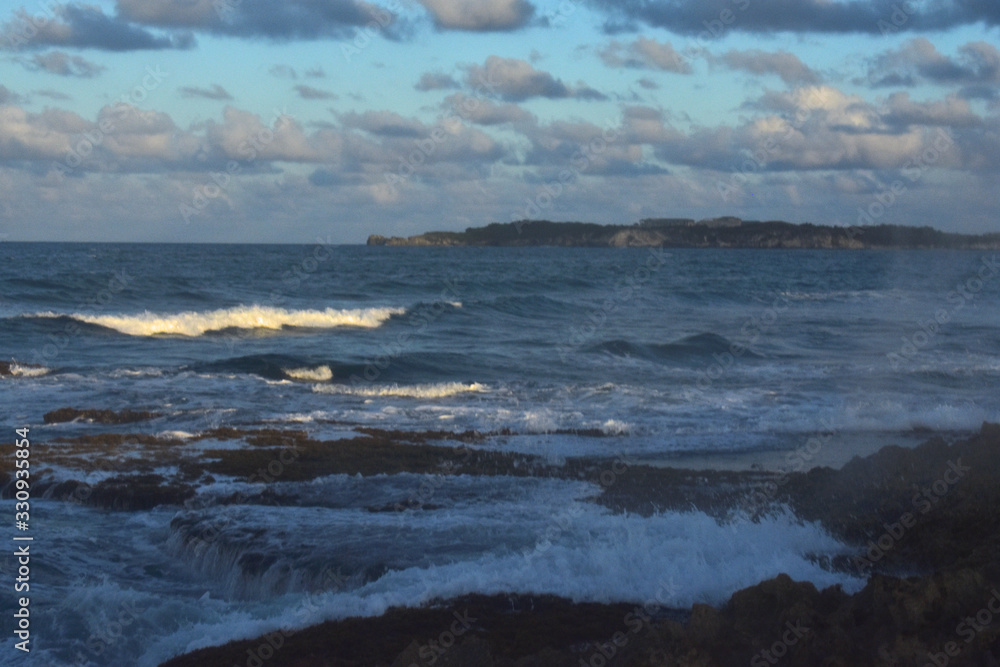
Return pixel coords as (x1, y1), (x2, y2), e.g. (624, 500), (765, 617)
(192, 355), (366, 382)
(150, 506), (863, 664)
(586, 333), (759, 363)
(23, 305), (405, 337)
(313, 382), (488, 399)
(0, 361), (52, 378)
(285, 365), (334, 382)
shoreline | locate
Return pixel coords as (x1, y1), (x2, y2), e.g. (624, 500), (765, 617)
(4, 418), (999, 665)
(155, 424), (1000, 666)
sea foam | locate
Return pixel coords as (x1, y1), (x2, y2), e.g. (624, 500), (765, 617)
(313, 382), (488, 399)
(8, 362), (51, 377)
(144, 506), (864, 666)
(284, 365), (334, 382)
(29, 305), (405, 337)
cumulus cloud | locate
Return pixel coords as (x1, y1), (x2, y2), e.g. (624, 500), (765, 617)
(200, 107), (324, 163)
(443, 93), (534, 126)
(418, 0), (534, 31)
(519, 116), (647, 175)
(723, 86), (980, 172)
(0, 106), (79, 161)
(599, 37), (691, 74)
(882, 92), (982, 128)
(179, 84), (233, 100)
(716, 49), (820, 85)
(18, 51), (106, 77)
(465, 56), (603, 101)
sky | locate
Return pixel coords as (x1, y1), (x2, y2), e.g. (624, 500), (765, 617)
(0, 0), (997, 242)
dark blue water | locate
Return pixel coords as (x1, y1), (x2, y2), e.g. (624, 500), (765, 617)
(1, 244), (998, 665)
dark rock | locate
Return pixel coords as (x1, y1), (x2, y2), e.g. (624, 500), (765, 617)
(43, 407), (161, 424)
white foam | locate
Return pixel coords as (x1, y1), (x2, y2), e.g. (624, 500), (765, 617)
(140, 507), (863, 666)
(522, 409), (561, 433)
(7, 362), (51, 377)
(601, 419), (632, 435)
(313, 382), (488, 399)
(29, 305), (405, 337)
(285, 365), (334, 382)
(156, 430), (196, 440)
(107, 367), (165, 378)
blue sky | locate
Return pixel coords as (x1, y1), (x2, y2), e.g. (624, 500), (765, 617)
(0, 0), (997, 242)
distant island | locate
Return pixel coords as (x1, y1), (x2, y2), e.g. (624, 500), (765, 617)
(368, 217), (1000, 249)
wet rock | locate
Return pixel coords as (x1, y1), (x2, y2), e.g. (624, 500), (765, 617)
(43, 407), (161, 424)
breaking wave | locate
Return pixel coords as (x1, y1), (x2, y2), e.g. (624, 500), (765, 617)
(25, 305), (405, 337)
(313, 382), (488, 399)
(284, 365), (334, 382)
(0, 361), (51, 378)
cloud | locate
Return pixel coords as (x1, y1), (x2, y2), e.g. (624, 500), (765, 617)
(305, 67), (326, 78)
(958, 84), (999, 102)
(574, 85), (608, 101)
(269, 65), (298, 79)
(1, 4), (193, 51)
(415, 72), (460, 91)
(0, 106), (81, 161)
(882, 92), (982, 128)
(201, 108), (325, 162)
(294, 85), (336, 100)
(589, 0), (1000, 35)
(307, 168), (342, 186)
(636, 78), (659, 90)
(443, 93), (534, 126)
(716, 49), (820, 85)
(18, 51), (106, 77)
(179, 84), (233, 100)
(865, 38), (1000, 87)
(519, 116), (647, 175)
(0, 85), (23, 105)
(339, 110), (427, 137)
(34, 89), (72, 100)
(0, 100), (509, 186)
(418, 0), (534, 31)
(465, 56), (603, 101)
(620, 105), (677, 144)
(116, 0), (402, 40)
(722, 86), (986, 172)
(599, 37), (691, 74)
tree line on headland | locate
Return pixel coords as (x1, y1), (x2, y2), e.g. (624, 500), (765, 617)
(368, 217), (1000, 249)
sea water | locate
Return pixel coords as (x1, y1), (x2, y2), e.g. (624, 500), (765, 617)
(1, 244), (998, 665)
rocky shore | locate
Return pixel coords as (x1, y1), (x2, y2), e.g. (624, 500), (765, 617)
(4, 416), (999, 665)
(158, 424), (1000, 666)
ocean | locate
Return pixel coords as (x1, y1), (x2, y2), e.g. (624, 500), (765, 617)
(1, 243), (999, 665)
